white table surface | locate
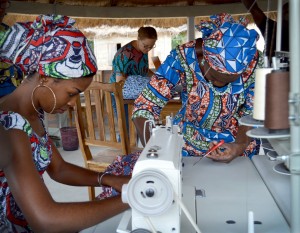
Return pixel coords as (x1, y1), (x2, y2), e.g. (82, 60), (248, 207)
(81, 156), (290, 233)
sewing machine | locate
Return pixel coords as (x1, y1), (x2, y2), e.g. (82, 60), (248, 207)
(112, 120), (290, 233)
(120, 125), (186, 232)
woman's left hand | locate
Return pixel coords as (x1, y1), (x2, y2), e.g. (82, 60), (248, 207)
(103, 175), (131, 193)
(206, 141), (246, 163)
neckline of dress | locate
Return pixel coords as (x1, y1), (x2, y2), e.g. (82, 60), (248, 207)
(206, 81), (232, 96)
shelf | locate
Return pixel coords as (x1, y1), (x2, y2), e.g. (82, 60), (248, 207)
(239, 115), (264, 127)
(246, 127), (290, 139)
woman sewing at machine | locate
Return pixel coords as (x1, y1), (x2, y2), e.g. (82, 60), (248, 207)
(0, 14), (130, 232)
(98, 13), (263, 199)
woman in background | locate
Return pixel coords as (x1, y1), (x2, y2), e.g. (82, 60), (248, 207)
(109, 26), (157, 84)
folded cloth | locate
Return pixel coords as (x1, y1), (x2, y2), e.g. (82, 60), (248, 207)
(122, 75), (150, 100)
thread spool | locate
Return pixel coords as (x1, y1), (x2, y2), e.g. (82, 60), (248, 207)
(253, 68), (273, 120)
(264, 71), (290, 131)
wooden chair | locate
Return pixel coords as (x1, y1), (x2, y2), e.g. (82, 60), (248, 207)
(74, 80), (131, 200)
(151, 56), (162, 70)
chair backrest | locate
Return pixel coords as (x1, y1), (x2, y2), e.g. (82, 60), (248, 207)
(151, 56), (162, 70)
(75, 81), (131, 163)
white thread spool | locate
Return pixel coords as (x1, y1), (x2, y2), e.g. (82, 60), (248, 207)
(253, 68), (273, 121)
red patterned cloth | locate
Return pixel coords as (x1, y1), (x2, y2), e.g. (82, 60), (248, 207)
(0, 15), (97, 79)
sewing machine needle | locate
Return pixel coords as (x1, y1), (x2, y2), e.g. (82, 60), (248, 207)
(193, 140), (225, 166)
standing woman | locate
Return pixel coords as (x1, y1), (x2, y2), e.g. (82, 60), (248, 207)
(109, 26), (157, 84)
(0, 15), (129, 232)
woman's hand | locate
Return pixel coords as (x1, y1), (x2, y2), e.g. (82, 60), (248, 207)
(206, 141), (246, 163)
(102, 174), (131, 193)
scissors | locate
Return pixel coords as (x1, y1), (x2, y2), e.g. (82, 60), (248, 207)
(193, 140), (225, 166)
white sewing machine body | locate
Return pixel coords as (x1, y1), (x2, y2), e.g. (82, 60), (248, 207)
(116, 124), (289, 233)
(121, 125), (184, 232)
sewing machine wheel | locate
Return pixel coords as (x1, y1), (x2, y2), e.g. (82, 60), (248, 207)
(126, 170), (174, 216)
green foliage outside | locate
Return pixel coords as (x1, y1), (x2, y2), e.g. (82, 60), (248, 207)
(171, 32), (187, 49)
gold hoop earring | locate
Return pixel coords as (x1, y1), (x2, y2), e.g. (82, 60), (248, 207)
(31, 83), (57, 114)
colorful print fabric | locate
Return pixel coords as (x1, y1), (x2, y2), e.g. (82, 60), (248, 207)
(97, 151), (141, 200)
(0, 61), (23, 97)
(0, 15), (97, 79)
(0, 111), (52, 232)
(109, 42), (149, 83)
(132, 40), (263, 158)
(196, 13), (259, 75)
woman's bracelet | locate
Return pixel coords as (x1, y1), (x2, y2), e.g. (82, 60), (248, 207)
(97, 172), (108, 187)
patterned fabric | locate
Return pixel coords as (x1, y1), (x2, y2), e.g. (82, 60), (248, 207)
(97, 151), (141, 200)
(0, 111), (52, 232)
(195, 13), (259, 75)
(132, 40), (263, 157)
(122, 75), (150, 99)
(0, 14), (97, 79)
(0, 23), (10, 48)
(109, 42), (149, 83)
(0, 61), (24, 97)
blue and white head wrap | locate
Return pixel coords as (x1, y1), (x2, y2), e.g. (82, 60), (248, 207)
(195, 13), (259, 75)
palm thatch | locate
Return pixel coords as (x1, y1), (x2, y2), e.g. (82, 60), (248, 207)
(4, 0), (277, 39)
(13, 0), (242, 7)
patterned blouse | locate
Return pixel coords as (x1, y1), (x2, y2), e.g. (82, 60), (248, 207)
(109, 41), (149, 83)
(0, 111), (52, 232)
(132, 40), (263, 158)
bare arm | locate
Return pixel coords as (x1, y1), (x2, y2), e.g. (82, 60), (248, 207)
(2, 128), (129, 233)
(241, 0), (268, 35)
(133, 117), (150, 147)
(47, 140), (130, 192)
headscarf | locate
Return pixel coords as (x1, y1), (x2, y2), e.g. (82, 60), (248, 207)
(0, 14), (97, 79)
(195, 13), (259, 75)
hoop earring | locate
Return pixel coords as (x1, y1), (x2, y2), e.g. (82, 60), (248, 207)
(31, 84), (57, 114)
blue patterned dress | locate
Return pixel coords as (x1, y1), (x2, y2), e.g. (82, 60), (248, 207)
(0, 111), (52, 232)
(132, 40), (263, 157)
(98, 41), (263, 200)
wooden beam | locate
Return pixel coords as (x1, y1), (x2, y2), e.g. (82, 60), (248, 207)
(7, 1), (277, 18)
(187, 0), (195, 6)
(110, 0), (118, 7)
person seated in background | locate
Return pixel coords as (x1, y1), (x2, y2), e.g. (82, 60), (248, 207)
(0, 14), (130, 232)
(109, 26), (157, 84)
(109, 26), (158, 133)
(99, 13), (263, 200)
(242, 0), (289, 58)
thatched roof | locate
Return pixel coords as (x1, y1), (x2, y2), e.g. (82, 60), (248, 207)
(4, 0), (277, 39)
(11, 0), (242, 7)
